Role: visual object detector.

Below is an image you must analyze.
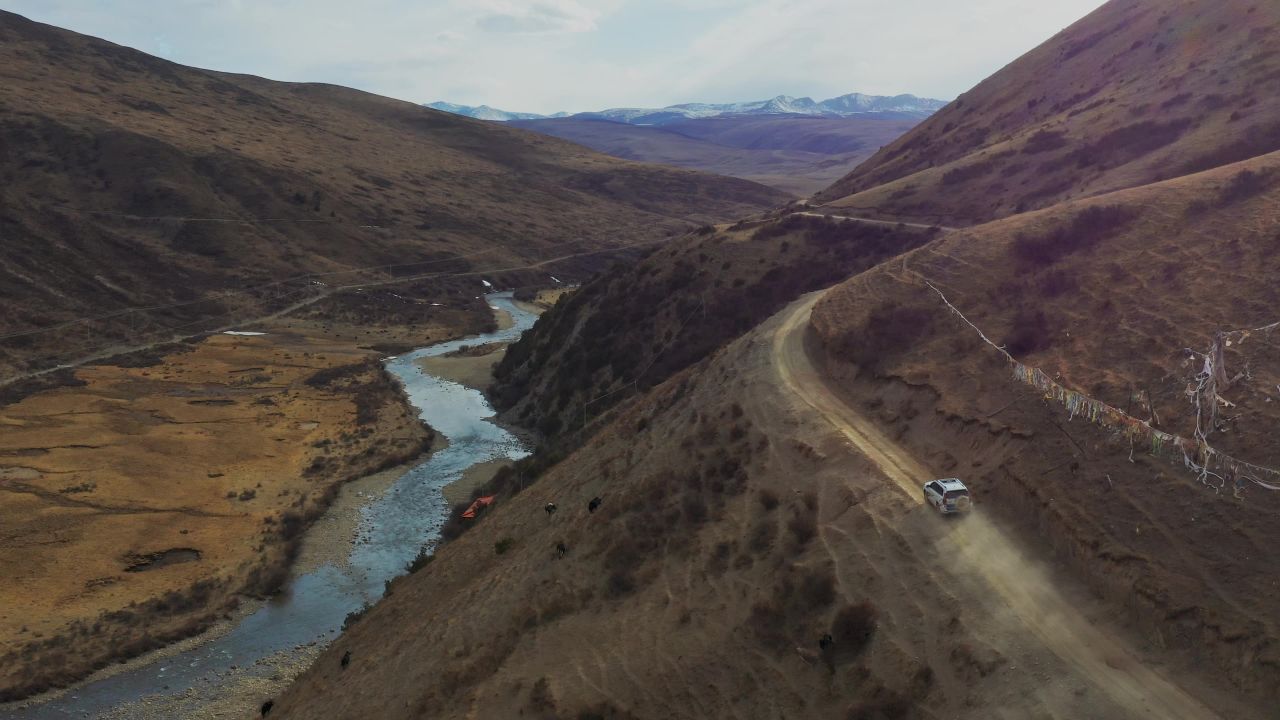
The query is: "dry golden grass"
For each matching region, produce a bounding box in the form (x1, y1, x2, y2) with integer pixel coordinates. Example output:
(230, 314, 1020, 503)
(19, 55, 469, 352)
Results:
(0, 330, 431, 699)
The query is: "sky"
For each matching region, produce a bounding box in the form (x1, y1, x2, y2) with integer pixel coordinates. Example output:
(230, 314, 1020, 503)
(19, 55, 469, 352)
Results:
(5, 0, 1108, 114)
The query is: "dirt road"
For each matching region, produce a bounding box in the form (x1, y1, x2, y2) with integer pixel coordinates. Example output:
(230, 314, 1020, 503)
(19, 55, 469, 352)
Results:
(771, 293, 1223, 720)
(0, 235, 668, 389)
(793, 210, 957, 232)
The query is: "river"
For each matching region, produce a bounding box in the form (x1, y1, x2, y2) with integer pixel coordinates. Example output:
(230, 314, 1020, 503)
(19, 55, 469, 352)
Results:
(5, 292, 538, 719)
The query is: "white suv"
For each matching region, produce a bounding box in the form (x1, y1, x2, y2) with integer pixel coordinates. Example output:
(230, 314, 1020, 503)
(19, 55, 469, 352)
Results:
(923, 478, 971, 515)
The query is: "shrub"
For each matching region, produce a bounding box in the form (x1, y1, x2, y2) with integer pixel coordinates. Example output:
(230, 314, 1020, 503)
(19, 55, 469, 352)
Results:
(1010, 205, 1138, 270)
(1021, 129, 1069, 155)
(1217, 168, 1279, 206)
(847, 687, 911, 720)
(747, 599, 788, 649)
(1182, 121, 1280, 175)
(829, 602, 879, 660)
(758, 489, 780, 511)
(405, 548, 435, 573)
(1004, 310, 1052, 356)
(748, 519, 776, 554)
(1063, 119, 1192, 170)
(527, 677, 557, 713)
(842, 303, 936, 372)
(681, 495, 708, 525)
(343, 602, 372, 630)
(787, 512, 817, 547)
(494, 537, 514, 555)
(798, 568, 837, 608)
(304, 362, 365, 388)
(940, 159, 995, 185)
(606, 570, 635, 597)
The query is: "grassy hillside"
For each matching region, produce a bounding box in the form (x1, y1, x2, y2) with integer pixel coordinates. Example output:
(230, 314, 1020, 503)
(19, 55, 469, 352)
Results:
(242, 0, 1280, 717)
(811, 153, 1280, 704)
(491, 214, 937, 440)
(510, 115, 918, 195)
(0, 11, 787, 377)
(266, 312, 1031, 719)
(815, 0, 1280, 224)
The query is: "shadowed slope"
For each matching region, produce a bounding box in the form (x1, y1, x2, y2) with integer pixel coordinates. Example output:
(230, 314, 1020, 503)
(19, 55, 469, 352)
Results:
(0, 10, 788, 375)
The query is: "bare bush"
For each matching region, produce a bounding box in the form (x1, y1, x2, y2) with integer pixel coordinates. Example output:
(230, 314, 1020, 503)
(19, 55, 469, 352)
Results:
(1010, 205, 1138, 270)
(829, 602, 879, 661)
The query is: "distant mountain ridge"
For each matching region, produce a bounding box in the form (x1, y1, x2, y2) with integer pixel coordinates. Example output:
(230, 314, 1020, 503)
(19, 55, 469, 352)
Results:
(425, 92, 947, 125)
(424, 101, 567, 122)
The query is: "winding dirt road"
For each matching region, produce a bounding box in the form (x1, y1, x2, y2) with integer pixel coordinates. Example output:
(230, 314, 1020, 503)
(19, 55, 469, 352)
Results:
(793, 210, 958, 232)
(0, 236, 671, 389)
(771, 293, 1222, 720)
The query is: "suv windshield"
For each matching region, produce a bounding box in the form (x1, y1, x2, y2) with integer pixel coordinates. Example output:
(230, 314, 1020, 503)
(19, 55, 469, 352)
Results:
(944, 489, 969, 500)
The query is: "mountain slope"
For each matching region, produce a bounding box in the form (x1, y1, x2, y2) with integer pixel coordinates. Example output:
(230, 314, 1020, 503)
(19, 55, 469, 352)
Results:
(508, 115, 920, 195)
(815, 0, 1280, 224)
(272, 281, 1266, 720)
(811, 150, 1280, 709)
(0, 10, 788, 377)
(260, 1, 1280, 718)
(491, 214, 937, 440)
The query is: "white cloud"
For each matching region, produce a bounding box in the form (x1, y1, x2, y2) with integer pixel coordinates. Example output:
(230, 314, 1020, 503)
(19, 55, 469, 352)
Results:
(4, 0, 1107, 114)
(475, 1, 603, 34)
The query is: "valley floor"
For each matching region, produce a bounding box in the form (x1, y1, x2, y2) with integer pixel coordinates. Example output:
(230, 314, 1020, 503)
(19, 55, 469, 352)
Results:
(0, 326, 432, 702)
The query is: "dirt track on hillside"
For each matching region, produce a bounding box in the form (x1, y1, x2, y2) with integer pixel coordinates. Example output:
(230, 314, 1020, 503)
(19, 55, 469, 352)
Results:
(268, 289, 1260, 720)
(772, 294, 1222, 720)
(794, 210, 956, 232)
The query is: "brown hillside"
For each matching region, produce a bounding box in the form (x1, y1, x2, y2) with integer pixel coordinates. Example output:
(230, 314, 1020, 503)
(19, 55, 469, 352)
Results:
(815, 0, 1280, 225)
(271, 291, 1264, 719)
(257, 2, 1280, 717)
(811, 152, 1280, 705)
(0, 11, 788, 377)
(491, 214, 937, 440)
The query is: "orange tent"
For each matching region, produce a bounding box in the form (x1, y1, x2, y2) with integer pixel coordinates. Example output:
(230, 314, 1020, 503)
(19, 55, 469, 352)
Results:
(462, 495, 496, 519)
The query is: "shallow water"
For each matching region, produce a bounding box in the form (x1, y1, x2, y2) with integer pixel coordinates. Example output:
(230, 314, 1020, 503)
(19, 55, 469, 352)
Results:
(6, 292, 537, 719)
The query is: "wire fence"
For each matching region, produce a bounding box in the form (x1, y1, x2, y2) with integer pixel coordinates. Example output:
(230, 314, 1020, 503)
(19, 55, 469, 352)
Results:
(926, 281, 1280, 495)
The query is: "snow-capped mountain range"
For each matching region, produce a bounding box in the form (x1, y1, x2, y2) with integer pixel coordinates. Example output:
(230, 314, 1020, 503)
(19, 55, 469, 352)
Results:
(423, 101, 565, 122)
(425, 93, 947, 125)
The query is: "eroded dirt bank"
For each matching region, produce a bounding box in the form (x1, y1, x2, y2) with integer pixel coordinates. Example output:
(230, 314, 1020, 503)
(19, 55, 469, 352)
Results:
(0, 329, 432, 701)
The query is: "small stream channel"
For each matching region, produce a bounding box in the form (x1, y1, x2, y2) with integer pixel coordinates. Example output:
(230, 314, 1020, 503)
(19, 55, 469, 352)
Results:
(7, 292, 538, 719)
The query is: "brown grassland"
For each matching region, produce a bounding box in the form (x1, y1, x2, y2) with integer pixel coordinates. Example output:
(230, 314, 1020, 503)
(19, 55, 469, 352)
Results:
(0, 328, 431, 700)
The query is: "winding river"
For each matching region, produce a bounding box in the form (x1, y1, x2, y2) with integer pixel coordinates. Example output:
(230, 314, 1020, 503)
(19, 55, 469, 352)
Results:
(7, 292, 538, 719)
